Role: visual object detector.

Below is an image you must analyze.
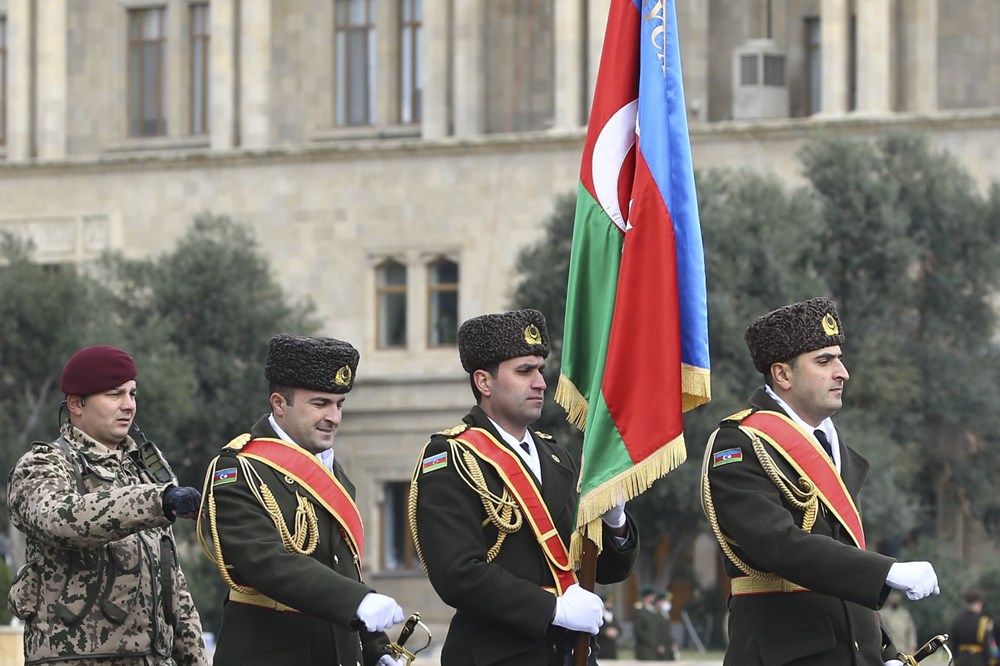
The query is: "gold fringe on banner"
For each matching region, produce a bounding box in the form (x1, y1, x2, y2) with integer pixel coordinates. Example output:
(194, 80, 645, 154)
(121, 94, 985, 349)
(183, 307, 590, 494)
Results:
(555, 373, 589, 430)
(681, 364, 712, 412)
(568, 436, 687, 567)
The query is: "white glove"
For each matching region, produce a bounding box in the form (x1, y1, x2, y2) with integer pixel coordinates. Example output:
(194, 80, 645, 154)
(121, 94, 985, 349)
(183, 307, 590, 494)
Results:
(884, 660, 904, 666)
(552, 583, 604, 634)
(355, 592, 404, 633)
(376, 656, 404, 666)
(885, 561, 940, 601)
(602, 501, 626, 529)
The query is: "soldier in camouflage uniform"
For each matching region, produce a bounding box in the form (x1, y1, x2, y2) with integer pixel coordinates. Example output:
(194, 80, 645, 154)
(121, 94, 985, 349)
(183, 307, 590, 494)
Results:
(7, 345, 208, 666)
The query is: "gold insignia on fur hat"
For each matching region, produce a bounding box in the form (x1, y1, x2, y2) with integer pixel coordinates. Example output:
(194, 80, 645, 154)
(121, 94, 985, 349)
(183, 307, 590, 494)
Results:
(744, 297, 846, 374)
(265, 334, 360, 393)
(458, 309, 550, 373)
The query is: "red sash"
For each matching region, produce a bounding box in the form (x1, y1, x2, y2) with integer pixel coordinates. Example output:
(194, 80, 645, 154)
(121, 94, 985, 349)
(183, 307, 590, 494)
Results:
(741, 411, 866, 550)
(454, 428, 578, 594)
(240, 438, 365, 570)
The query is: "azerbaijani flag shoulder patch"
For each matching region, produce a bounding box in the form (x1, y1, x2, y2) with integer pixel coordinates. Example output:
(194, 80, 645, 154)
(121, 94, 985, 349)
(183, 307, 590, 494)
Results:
(712, 448, 743, 468)
(422, 451, 448, 474)
(213, 467, 238, 486)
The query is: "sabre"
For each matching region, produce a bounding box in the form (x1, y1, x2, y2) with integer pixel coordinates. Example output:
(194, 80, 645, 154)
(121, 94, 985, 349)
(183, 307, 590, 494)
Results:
(387, 612, 432, 665)
(898, 633, 952, 666)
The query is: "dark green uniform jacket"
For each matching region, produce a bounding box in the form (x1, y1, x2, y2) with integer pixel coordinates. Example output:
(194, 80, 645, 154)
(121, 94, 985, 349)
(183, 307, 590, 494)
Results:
(951, 609, 999, 666)
(411, 406, 639, 666)
(209, 416, 390, 666)
(704, 388, 896, 666)
(632, 605, 671, 660)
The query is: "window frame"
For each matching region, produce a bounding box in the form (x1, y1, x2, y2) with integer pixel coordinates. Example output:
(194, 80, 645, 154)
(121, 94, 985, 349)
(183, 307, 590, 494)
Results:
(334, 0, 376, 127)
(426, 256, 459, 348)
(127, 5, 168, 138)
(398, 0, 422, 124)
(379, 480, 417, 572)
(375, 258, 408, 350)
(189, 2, 210, 135)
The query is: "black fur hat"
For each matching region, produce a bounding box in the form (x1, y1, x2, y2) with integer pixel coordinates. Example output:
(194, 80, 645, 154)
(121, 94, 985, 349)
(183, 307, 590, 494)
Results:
(744, 297, 845, 375)
(458, 309, 550, 373)
(265, 334, 359, 393)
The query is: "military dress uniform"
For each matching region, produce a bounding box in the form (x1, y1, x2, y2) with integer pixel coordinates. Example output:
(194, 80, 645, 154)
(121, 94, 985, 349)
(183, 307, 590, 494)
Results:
(951, 608, 1000, 665)
(632, 601, 670, 661)
(203, 415, 391, 666)
(7, 423, 207, 666)
(703, 388, 896, 665)
(409, 406, 638, 666)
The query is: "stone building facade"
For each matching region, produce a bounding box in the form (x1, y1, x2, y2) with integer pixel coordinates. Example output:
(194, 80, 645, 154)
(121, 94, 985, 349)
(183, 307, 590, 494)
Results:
(0, 0, 998, 628)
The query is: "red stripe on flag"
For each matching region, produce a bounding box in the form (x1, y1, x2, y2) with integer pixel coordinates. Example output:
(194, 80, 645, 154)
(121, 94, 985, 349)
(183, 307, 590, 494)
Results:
(602, 149, 684, 462)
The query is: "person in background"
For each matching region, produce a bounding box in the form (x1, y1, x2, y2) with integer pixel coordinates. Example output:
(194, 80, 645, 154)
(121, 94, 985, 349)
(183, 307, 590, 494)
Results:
(7, 345, 208, 666)
(598, 595, 621, 659)
(951, 588, 1000, 666)
(201, 334, 404, 666)
(879, 590, 917, 655)
(633, 587, 670, 661)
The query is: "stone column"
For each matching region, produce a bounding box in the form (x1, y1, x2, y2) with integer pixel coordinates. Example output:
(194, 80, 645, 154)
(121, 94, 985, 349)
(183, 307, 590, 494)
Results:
(36, 0, 66, 159)
(452, 1, 482, 137)
(855, 0, 892, 113)
(553, 0, 584, 129)
(210, 0, 237, 149)
(240, 0, 271, 148)
(911, 0, 937, 112)
(7, 0, 32, 160)
(819, 0, 849, 115)
(421, 0, 449, 139)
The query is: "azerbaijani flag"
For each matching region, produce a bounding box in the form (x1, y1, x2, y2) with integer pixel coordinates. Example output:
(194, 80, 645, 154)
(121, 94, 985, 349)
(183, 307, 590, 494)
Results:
(556, 0, 711, 561)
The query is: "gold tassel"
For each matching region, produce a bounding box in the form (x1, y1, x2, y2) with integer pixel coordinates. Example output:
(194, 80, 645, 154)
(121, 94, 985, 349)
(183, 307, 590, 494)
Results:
(569, 437, 687, 568)
(681, 364, 712, 412)
(555, 374, 589, 430)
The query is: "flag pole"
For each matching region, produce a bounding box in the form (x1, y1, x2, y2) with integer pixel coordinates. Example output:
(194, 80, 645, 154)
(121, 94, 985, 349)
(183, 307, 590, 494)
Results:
(572, 537, 598, 666)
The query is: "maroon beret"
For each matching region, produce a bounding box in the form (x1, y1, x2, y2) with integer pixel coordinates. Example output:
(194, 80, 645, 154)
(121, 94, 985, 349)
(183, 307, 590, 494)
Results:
(60, 345, 137, 397)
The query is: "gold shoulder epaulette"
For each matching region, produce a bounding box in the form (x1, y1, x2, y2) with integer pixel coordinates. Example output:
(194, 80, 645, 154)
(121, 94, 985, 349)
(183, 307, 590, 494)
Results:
(436, 423, 468, 437)
(224, 433, 251, 451)
(534, 430, 554, 440)
(723, 408, 753, 423)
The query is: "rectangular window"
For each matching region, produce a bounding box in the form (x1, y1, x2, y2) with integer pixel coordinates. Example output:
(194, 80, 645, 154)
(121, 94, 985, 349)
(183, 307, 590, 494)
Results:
(0, 17, 7, 146)
(128, 7, 168, 137)
(190, 3, 210, 134)
(399, 0, 422, 124)
(805, 17, 821, 115)
(381, 481, 416, 571)
(428, 258, 458, 347)
(377, 260, 407, 349)
(334, 0, 375, 126)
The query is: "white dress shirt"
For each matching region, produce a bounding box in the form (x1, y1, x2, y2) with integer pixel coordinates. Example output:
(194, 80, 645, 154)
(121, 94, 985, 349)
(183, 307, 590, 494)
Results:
(764, 385, 841, 473)
(487, 417, 542, 483)
(269, 413, 335, 471)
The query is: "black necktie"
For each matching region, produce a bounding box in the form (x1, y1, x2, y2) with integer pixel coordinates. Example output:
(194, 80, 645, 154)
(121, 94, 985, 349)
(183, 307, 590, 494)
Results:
(520, 440, 531, 454)
(814, 429, 833, 459)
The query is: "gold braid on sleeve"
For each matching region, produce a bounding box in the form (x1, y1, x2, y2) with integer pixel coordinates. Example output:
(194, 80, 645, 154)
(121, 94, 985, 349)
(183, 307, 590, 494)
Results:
(701, 428, 818, 581)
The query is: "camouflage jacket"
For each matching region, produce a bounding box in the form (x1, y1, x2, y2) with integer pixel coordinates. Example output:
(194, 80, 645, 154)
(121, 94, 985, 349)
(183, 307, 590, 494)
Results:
(7, 424, 208, 666)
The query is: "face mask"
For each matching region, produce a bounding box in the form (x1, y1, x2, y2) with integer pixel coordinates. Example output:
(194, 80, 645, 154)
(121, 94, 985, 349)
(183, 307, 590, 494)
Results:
(659, 602, 672, 614)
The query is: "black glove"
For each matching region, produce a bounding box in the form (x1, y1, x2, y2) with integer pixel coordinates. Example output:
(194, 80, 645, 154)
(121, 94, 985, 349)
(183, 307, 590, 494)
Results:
(162, 486, 202, 520)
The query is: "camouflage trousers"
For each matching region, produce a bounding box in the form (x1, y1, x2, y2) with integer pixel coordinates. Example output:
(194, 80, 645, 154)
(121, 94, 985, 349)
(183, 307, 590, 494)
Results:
(44, 657, 177, 666)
